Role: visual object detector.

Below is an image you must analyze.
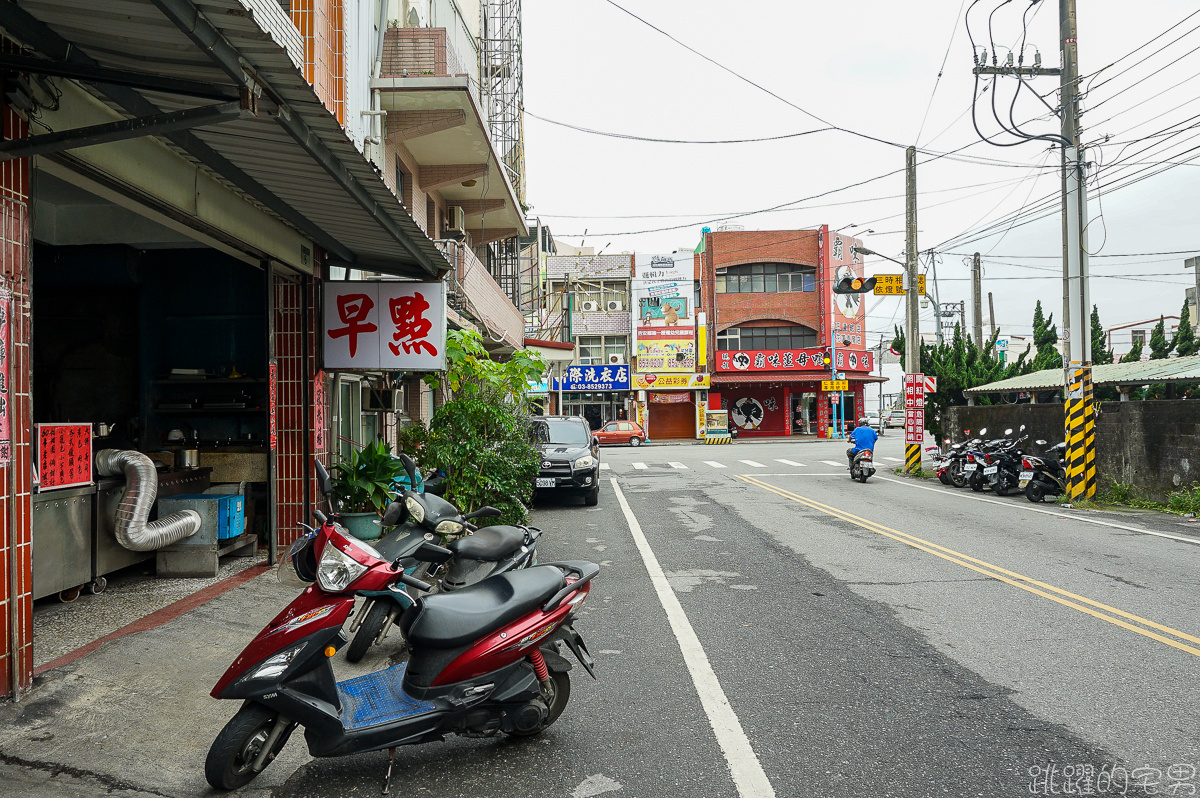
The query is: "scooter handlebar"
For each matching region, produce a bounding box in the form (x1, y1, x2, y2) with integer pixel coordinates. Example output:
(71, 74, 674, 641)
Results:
(397, 572, 434, 592)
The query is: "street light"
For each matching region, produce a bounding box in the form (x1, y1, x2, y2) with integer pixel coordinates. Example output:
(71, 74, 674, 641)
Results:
(851, 245, 905, 268)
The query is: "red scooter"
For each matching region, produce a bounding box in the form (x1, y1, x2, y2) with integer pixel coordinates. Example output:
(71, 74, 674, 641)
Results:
(204, 460, 597, 792)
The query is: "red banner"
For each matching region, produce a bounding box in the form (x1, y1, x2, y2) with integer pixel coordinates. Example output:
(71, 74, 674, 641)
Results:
(904, 373, 926, 444)
(0, 287, 10, 463)
(714, 348, 874, 373)
(38, 423, 93, 490)
(268, 361, 278, 451)
(650, 391, 692, 403)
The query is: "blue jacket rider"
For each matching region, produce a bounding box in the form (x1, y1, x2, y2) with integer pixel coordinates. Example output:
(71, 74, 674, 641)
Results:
(847, 417, 878, 468)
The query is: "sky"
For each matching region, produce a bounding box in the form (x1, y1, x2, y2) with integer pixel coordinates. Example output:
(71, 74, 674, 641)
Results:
(521, 0, 1200, 349)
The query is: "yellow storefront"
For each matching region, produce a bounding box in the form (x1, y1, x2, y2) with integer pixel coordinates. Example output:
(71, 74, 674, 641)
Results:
(632, 374, 711, 440)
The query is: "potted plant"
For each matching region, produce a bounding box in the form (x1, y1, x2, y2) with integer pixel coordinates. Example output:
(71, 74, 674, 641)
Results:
(330, 440, 407, 541)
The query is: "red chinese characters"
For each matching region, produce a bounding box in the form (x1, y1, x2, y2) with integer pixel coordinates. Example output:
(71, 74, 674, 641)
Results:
(327, 293, 378, 357)
(388, 292, 438, 357)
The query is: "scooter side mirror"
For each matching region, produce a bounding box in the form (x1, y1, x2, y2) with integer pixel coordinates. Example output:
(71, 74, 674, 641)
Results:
(314, 459, 334, 498)
(381, 500, 406, 527)
(978, 428, 987, 436)
(1035, 439, 1047, 446)
(1004, 428, 1013, 436)
(398, 453, 419, 490)
(1019, 424, 1026, 432)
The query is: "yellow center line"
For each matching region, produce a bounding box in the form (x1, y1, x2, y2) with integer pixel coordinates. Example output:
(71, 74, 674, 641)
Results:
(736, 474, 1200, 659)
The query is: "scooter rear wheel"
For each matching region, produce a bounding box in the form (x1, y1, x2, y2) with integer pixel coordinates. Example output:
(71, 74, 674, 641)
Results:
(205, 703, 293, 790)
(1026, 481, 1045, 503)
(507, 670, 571, 737)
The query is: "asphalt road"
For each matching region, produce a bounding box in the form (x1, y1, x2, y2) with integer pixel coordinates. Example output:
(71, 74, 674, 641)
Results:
(274, 436, 1200, 798)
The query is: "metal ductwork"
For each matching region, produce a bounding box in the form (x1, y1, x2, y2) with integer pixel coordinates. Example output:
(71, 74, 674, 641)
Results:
(95, 449, 201, 551)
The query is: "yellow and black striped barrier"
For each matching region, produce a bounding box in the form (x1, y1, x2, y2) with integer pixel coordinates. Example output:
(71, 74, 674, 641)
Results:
(704, 433, 732, 445)
(905, 443, 921, 473)
(1065, 366, 1097, 500)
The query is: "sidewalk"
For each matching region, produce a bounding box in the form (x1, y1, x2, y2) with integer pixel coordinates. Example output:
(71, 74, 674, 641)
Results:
(0, 568, 313, 798)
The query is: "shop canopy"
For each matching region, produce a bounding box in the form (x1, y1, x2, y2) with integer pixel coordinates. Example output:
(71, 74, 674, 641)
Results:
(0, 0, 452, 278)
(962, 355, 1200, 396)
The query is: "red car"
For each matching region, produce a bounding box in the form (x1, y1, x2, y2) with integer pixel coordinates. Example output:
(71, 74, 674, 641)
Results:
(595, 420, 646, 446)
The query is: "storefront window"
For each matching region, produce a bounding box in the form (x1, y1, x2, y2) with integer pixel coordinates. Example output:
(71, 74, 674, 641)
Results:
(715, 263, 816, 294)
(336, 377, 363, 461)
(717, 325, 817, 350)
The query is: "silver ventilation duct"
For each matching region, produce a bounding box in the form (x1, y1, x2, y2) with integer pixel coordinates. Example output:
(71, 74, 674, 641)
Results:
(95, 449, 201, 551)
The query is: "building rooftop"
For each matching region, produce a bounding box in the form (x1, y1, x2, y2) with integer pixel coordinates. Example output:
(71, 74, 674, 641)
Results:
(963, 355, 1200, 395)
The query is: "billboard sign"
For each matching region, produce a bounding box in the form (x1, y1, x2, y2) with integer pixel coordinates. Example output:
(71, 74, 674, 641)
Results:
(552, 364, 630, 392)
(714, 348, 874, 373)
(322, 281, 446, 371)
(904, 373, 926, 445)
(634, 253, 695, 372)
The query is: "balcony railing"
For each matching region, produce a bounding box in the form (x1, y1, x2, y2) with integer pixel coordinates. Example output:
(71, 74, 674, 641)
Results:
(380, 27, 480, 99)
(437, 242, 524, 349)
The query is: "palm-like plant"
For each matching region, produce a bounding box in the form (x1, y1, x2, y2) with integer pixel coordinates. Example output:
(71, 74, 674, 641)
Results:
(331, 440, 406, 515)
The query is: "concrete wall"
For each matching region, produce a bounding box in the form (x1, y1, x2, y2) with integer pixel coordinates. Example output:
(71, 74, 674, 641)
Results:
(947, 401, 1200, 501)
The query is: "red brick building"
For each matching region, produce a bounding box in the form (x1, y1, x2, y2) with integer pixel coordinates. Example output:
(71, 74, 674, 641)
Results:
(700, 227, 882, 437)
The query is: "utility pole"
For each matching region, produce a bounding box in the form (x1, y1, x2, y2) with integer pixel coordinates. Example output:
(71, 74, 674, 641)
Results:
(904, 145, 921, 474)
(972, 252, 983, 347)
(1186, 256, 1200, 326)
(928, 252, 945, 345)
(1059, 0, 1096, 502)
(988, 292, 996, 338)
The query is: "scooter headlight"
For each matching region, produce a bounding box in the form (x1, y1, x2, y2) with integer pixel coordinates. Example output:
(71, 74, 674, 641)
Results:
(435, 520, 464, 537)
(248, 643, 304, 681)
(317, 543, 368, 592)
(405, 495, 426, 525)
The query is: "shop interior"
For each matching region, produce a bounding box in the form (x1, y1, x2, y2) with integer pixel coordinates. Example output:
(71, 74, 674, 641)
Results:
(29, 169, 268, 611)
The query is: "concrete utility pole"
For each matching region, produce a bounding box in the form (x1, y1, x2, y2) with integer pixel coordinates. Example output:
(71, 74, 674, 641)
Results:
(905, 145, 921, 473)
(1186, 256, 1200, 324)
(988, 291, 996, 338)
(972, 252, 983, 347)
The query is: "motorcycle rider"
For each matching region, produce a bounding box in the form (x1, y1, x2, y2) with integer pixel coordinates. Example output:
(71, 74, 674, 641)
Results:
(847, 416, 879, 470)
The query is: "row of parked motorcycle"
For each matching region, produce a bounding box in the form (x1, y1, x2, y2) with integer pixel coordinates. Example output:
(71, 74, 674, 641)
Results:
(203, 454, 595, 793)
(927, 425, 1069, 502)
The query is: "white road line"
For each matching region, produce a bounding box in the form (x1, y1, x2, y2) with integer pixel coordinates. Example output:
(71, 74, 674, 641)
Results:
(774, 459, 806, 467)
(611, 479, 776, 798)
(875, 475, 1200, 546)
(669, 461, 689, 469)
(882, 456, 904, 463)
(633, 462, 648, 470)
(600, 462, 611, 471)
(703, 461, 728, 469)
(820, 460, 847, 469)
(737, 460, 766, 468)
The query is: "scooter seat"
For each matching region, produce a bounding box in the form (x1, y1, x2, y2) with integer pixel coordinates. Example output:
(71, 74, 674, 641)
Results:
(402, 566, 565, 648)
(448, 525, 525, 561)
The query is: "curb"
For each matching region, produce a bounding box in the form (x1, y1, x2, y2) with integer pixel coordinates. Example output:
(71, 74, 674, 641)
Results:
(34, 561, 272, 676)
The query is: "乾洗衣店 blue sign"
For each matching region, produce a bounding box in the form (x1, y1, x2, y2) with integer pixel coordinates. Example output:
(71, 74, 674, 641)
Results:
(552, 365, 631, 391)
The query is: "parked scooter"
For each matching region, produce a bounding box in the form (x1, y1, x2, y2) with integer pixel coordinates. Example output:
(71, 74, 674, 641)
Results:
(204, 459, 597, 793)
(984, 427, 1027, 496)
(344, 454, 541, 663)
(1022, 440, 1068, 502)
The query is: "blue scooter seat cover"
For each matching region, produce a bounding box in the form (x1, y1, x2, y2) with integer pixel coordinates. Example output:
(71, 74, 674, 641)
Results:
(448, 525, 525, 561)
(404, 566, 565, 648)
(337, 663, 437, 731)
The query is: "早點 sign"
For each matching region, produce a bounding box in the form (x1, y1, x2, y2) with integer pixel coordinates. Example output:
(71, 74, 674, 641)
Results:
(323, 281, 446, 371)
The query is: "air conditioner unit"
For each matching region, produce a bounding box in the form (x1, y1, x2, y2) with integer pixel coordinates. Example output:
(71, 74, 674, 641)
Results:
(446, 205, 466, 238)
(580, 300, 600, 312)
(606, 300, 624, 312)
(363, 387, 397, 412)
(608, 355, 625, 365)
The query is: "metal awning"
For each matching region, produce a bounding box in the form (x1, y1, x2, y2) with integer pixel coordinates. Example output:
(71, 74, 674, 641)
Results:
(0, 0, 448, 277)
(963, 355, 1200, 395)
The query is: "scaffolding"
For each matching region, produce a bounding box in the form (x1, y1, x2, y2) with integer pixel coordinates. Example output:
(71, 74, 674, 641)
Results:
(480, 0, 525, 205)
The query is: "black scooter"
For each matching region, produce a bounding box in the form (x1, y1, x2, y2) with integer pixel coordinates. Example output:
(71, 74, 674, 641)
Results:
(1022, 440, 1068, 502)
(344, 454, 540, 662)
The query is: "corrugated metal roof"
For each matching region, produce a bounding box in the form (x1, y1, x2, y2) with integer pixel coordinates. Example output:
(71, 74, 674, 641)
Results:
(12, 0, 449, 277)
(964, 355, 1200, 395)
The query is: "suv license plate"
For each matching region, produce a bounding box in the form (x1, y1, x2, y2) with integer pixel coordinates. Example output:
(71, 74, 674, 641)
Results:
(536, 478, 556, 488)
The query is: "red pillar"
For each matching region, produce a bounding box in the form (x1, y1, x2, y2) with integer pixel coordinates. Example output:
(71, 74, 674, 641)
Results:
(0, 77, 31, 698)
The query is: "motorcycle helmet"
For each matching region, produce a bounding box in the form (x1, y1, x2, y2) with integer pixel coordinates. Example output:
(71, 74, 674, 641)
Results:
(276, 533, 318, 588)
(857, 417, 869, 427)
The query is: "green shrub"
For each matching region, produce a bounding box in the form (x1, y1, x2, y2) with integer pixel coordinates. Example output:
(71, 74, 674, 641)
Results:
(1167, 485, 1200, 516)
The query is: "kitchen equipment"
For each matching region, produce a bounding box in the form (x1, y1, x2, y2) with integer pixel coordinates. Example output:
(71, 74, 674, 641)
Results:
(95, 422, 116, 437)
(176, 448, 200, 469)
(167, 429, 186, 442)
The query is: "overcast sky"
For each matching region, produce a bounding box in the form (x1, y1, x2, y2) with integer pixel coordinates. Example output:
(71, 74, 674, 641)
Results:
(522, 0, 1200, 346)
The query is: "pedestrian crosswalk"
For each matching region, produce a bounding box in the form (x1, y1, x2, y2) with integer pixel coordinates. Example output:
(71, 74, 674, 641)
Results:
(600, 462, 611, 470)
(613, 455, 896, 473)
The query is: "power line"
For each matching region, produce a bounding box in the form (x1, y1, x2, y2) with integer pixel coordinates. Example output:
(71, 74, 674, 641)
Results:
(524, 110, 833, 144)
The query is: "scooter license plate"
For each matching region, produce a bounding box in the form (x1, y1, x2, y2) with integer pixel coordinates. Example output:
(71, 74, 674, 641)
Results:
(983, 465, 998, 475)
(1019, 471, 1034, 481)
(962, 463, 977, 472)
(536, 478, 556, 488)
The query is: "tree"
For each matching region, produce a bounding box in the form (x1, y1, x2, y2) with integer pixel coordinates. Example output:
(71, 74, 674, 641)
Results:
(1120, 340, 1143, 363)
(1031, 300, 1062, 371)
(1173, 298, 1198, 357)
(408, 329, 547, 523)
(1090, 305, 1113, 365)
(1148, 316, 1175, 360)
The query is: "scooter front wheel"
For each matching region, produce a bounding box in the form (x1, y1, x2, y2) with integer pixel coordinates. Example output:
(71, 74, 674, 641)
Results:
(205, 703, 293, 790)
(507, 670, 571, 738)
(345, 600, 390, 663)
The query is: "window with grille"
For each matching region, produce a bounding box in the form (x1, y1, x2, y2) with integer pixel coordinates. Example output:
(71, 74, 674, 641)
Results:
(714, 262, 816, 293)
(716, 325, 817, 350)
